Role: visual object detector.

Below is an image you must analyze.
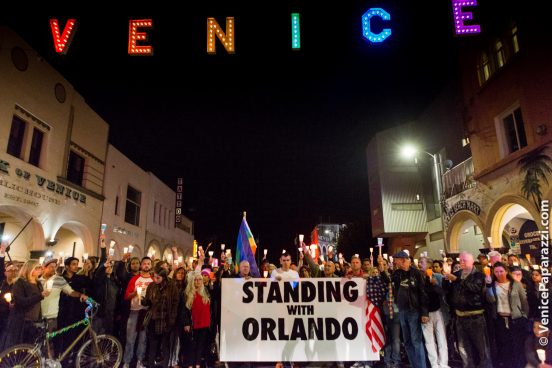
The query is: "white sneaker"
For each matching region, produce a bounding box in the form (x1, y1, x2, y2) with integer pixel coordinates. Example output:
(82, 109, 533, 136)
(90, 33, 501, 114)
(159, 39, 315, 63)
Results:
(136, 361, 146, 368)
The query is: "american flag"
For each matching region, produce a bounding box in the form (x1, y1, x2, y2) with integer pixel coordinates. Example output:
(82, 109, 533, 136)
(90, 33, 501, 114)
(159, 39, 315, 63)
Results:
(365, 276, 386, 353)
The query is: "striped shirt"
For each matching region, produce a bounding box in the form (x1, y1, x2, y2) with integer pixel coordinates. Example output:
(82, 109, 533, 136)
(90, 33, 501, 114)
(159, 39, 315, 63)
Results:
(39, 275, 74, 319)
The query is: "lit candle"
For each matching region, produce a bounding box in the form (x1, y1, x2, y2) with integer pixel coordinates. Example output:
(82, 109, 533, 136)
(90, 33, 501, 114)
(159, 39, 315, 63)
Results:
(136, 286, 143, 297)
(297, 247, 302, 252)
(263, 270, 268, 278)
(414, 259, 419, 267)
(109, 240, 116, 248)
(4, 292, 12, 303)
(299, 234, 304, 243)
(123, 247, 128, 254)
(39, 257, 45, 265)
(537, 349, 546, 363)
(221, 244, 225, 250)
(208, 251, 214, 257)
(83, 253, 89, 261)
(282, 249, 286, 254)
(328, 246, 333, 253)
(263, 249, 268, 256)
(533, 265, 540, 270)
(383, 253, 388, 260)
(128, 245, 134, 253)
(513, 261, 519, 266)
(178, 256, 183, 263)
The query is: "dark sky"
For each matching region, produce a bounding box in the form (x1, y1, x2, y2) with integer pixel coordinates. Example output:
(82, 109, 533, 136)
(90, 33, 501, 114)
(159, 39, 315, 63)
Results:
(2, 1, 458, 252)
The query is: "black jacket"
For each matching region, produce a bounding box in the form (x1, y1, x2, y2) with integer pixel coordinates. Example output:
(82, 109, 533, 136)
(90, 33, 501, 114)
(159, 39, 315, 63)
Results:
(445, 267, 487, 312)
(391, 266, 429, 317)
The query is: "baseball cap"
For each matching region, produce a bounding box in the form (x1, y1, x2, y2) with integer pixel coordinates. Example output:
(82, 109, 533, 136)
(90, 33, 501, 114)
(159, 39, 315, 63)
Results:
(393, 251, 409, 259)
(43, 258, 58, 268)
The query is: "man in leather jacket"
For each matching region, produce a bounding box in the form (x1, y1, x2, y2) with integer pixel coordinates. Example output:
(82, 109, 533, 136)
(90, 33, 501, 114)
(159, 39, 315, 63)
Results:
(391, 251, 429, 368)
(443, 251, 492, 368)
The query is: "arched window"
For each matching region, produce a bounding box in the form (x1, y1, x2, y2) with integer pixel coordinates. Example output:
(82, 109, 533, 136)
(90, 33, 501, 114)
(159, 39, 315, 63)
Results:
(477, 51, 491, 86)
(511, 25, 519, 54)
(495, 39, 505, 68)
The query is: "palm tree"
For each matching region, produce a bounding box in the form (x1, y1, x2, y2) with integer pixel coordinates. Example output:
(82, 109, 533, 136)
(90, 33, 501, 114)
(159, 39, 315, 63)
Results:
(518, 146, 552, 209)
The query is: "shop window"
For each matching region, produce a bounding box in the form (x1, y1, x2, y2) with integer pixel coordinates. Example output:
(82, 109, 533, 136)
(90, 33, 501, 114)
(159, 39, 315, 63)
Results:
(28, 128, 44, 167)
(125, 185, 141, 226)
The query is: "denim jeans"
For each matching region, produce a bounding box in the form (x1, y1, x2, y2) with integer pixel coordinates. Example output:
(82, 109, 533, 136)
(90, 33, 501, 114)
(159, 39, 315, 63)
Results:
(398, 309, 427, 368)
(123, 310, 147, 364)
(383, 314, 401, 365)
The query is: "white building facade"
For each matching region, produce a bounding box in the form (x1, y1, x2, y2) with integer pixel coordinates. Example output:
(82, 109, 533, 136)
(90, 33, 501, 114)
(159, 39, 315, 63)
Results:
(0, 26, 108, 261)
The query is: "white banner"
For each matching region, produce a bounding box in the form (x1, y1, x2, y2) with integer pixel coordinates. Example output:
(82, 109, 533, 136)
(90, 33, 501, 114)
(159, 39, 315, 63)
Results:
(220, 277, 379, 362)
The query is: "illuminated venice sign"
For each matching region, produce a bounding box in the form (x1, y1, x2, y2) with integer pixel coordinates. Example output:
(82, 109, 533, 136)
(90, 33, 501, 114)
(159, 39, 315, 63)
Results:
(48, 1, 480, 55)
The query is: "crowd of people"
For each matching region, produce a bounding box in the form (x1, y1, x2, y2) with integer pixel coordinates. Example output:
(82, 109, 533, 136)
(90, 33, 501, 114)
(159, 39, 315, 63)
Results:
(1, 239, 551, 368)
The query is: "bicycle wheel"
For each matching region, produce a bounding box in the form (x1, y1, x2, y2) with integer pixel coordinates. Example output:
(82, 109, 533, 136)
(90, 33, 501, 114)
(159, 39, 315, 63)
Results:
(0, 344, 42, 368)
(75, 334, 122, 368)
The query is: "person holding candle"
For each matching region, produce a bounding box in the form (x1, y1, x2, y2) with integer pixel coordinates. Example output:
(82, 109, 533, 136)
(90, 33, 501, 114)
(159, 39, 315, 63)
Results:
(2, 259, 49, 350)
(92, 253, 121, 336)
(141, 263, 179, 368)
(39, 258, 88, 356)
(419, 257, 449, 368)
(486, 262, 530, 368)
(443, 251, 492, 368)
(122, 257, 154, 368)
(0, 242, 18, 348)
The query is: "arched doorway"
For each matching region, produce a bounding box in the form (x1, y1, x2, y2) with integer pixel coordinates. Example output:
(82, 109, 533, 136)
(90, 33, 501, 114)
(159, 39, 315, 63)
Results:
(487, 198, 540, 258)
(50, 221, 93, 265)
(146, 240, 161, 259)
(0, 205, 44, 261)
(447, 210, 486, 255)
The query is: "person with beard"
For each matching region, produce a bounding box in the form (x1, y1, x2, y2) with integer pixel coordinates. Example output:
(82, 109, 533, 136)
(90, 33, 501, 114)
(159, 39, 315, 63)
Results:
(122, 257, 153, 368)
(58, 256, 92, 361)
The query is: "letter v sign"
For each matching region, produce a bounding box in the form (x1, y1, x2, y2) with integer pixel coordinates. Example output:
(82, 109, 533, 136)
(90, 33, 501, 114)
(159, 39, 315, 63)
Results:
(49, 18, 78, 54)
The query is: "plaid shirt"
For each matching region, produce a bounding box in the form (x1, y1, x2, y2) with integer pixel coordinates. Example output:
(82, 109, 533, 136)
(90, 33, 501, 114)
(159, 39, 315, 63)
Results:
(144, 279, 179, 334)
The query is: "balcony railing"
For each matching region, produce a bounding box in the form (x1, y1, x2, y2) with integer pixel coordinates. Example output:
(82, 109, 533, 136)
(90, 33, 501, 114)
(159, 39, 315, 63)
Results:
(442, 157, 476, 199)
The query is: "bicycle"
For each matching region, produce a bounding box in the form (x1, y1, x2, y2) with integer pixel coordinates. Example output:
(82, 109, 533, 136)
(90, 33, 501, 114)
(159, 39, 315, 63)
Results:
(0, 298, 123, 368)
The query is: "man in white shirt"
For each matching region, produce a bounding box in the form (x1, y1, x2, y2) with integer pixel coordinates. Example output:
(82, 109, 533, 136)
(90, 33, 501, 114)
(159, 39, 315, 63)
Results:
(270, 252, 299, 281)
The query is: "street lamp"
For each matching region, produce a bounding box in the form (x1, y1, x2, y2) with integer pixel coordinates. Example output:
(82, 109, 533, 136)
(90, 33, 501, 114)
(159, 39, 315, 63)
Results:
(401, 144, 443, 214)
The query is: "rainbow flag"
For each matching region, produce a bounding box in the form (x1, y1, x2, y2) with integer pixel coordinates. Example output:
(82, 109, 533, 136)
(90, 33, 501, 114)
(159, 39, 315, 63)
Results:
(235, 216, 260, 277)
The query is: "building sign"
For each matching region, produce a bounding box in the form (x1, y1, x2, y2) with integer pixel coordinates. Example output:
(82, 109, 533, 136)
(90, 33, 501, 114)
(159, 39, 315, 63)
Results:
(175, 177, 183, 224)
(444, 200, 481, 223)
(220, 278, 378, 362)
(519, 220, 541, 260)
(0, 158, 87, 207)
(34, 7, 483, 56)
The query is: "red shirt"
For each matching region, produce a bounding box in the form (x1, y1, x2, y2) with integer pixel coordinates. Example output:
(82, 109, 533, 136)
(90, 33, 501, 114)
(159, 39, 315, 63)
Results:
(191, 292, 210, 329)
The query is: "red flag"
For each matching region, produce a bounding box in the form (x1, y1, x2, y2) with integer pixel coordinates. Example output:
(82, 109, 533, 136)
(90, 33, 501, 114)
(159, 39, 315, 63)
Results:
(365, 298, 385, 352)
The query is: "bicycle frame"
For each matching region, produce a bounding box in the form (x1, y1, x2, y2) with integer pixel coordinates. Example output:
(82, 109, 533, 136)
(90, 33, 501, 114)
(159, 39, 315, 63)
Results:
(51, 322, 97, 362)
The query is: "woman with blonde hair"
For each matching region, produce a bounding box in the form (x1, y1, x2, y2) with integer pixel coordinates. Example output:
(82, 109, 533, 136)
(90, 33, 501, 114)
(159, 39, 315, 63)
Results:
(181, 270, 211, 368)
(2, 259, 49, 349)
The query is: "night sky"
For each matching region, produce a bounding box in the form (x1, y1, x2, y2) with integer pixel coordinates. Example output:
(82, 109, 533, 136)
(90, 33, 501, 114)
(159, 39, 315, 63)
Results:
(2, 1, 458, 253)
